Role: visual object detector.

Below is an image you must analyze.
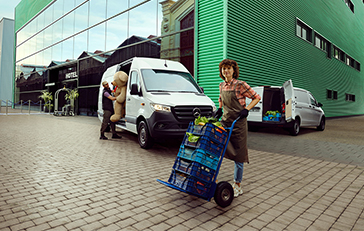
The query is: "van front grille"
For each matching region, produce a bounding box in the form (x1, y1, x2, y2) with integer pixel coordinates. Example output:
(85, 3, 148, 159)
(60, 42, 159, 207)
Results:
(172, 106, 213, 122)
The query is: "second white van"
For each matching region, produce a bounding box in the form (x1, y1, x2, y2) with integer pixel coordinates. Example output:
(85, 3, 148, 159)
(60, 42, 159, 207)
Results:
(247, 79, 325, 135)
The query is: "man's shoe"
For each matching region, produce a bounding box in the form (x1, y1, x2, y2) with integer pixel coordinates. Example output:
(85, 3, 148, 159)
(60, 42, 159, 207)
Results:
(112, 134, 122, 139)
(100, 135, 108, 140)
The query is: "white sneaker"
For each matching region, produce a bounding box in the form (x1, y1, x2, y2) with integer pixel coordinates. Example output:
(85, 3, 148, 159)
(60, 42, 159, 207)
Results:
(233, 183, 243, 197)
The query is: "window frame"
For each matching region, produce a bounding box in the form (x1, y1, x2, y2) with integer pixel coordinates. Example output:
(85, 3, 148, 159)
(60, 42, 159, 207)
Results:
(345, 93, 356, 102)
(346, 55, 355, 68)
(314, 32, 332, 58)
(327, 89, 338, 100)
(345, 0, 355, 13)
(333, 46, 345, 62)
(296, 18, 313, 43)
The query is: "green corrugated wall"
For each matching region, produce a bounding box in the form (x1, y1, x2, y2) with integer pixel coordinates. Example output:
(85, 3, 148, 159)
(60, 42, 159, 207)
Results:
(15, 0, 52, 32)
(195, 0, 226, 104)
(195, 0, 364, 117)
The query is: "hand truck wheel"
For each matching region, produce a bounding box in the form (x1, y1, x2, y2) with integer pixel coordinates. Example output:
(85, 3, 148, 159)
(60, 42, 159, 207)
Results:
(214, 181, 233, 207)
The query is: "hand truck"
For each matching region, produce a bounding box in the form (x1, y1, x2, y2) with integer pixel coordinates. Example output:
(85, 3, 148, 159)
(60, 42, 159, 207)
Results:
(157, 118, 240, 207)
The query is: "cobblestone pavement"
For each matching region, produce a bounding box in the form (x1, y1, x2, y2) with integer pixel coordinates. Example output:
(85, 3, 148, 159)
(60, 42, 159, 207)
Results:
(248, 116, 364, 166)
(0, 113, 363, 231)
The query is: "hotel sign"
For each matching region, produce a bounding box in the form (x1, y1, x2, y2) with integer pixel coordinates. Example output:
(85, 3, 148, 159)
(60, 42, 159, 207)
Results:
(65, 72, 78, 79)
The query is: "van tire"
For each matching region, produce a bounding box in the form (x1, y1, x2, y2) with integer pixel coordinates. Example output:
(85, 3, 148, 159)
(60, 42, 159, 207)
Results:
(317, 117, 325, 131)
(289, 119, 300, 136)
(138, 121, 154, 149)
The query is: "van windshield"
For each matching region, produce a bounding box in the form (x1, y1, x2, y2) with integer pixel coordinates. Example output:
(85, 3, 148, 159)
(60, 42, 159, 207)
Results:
(141, 69, 202, 93)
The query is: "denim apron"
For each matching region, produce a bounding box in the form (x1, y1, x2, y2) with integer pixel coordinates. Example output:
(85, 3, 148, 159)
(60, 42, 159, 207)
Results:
(220, 84, 249, 163)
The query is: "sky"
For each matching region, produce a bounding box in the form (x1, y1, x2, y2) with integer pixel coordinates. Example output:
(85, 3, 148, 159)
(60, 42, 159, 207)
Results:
(0, 0, 21, 20)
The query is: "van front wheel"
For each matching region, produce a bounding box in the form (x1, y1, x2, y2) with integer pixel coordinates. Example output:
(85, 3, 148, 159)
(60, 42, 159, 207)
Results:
(289, 119, 300, 136)
(138, 121, 154, 149)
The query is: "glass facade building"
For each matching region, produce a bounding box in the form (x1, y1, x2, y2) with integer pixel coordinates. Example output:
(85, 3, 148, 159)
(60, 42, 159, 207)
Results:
(14, 0, 164, 115)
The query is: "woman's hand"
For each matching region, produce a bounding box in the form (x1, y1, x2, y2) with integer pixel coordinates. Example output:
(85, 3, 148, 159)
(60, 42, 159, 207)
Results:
(214, 108, 223, 119)
(239, 109, 249, 119)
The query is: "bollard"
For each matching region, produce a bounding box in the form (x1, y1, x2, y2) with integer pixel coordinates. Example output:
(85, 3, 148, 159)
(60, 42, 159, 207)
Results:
(40, 101, 42, 113)
(20, 100, 23, 113)
(28, 100, 31, 114)
(6, 100, 9, 115)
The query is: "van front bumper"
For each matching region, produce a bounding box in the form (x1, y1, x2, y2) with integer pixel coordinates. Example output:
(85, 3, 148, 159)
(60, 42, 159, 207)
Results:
(146, 112, 192, 139)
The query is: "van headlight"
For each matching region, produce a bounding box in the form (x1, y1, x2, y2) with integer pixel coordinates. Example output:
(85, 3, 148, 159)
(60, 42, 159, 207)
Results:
(151, 103, 171, 112)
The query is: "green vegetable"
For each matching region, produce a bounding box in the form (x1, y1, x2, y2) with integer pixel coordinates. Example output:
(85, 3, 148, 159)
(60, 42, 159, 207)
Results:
(186, 132, 200, 142)
(194, 116, 219, 125)
(265, 110, 280, 116)
(212, 121, 222, 127)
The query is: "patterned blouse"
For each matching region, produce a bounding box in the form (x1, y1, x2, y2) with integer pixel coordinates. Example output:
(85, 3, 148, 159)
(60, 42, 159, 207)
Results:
(219, 78, 261, 108)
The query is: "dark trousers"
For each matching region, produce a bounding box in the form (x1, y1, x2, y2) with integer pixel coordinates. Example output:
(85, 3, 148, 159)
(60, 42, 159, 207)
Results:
(100, 110, 116, 135)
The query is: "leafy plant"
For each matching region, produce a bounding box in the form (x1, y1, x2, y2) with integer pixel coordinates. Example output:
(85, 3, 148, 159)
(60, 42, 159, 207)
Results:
(65, 89, 79, 101)
(39, 90, 53, 110)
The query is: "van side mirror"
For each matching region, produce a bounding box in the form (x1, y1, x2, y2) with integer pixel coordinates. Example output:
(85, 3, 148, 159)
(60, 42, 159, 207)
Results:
(200, 87, 204, 93)
(318, 102, 323, 107)
(130, 83, 142, 96)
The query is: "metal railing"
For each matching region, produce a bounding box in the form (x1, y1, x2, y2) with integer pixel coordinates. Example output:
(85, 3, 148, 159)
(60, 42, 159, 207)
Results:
(0, 99, 52, 115)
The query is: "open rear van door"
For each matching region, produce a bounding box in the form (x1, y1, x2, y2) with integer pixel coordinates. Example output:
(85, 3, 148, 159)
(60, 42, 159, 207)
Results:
(246, 87, 263, 122)
(283, 79, 295, 122)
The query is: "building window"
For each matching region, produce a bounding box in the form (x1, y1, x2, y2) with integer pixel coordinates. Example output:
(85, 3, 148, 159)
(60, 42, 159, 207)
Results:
(314, 33, 331, 58)
(333, 46, 345, 62)
(296, 19, 312, 43)
(346, 93, 355, 102)
(345, 0, 354, 13)
(355, 61, 361, 71)
(346, 55, 355, 68)
(327, 89, 338, 100)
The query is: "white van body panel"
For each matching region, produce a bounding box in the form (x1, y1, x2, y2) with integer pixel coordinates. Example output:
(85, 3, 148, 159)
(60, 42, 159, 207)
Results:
(98, 57, 216, 147)
(283, 79, 295, 122)
(246, 87, 263, 122)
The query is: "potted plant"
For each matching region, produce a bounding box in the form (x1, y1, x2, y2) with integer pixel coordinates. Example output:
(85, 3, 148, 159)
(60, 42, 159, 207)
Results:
(65, 89, 79, 115)
(39, 90, 53, 112)
(64, 89, 79, 105)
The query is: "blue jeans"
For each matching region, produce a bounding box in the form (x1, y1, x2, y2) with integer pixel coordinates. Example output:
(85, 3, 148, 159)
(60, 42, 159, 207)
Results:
(234, 162, 244, 184)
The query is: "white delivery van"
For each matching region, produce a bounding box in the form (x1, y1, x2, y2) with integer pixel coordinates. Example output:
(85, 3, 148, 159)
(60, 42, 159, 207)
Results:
(98, 57, 216, 148)
(246, 79, 325, 135)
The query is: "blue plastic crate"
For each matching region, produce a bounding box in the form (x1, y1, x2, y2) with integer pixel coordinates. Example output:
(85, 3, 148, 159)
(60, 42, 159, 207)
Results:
(177, 145, 219, 170)
(263, 113, 282, 122)
(168, 170, 211, 198)
(173, 157, 216, 182)
(186, 122, 228, 144)
(183, 135, 225, 157)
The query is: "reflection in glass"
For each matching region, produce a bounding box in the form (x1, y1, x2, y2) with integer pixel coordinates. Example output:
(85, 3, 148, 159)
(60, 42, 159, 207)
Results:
(62, 38, 74, 61)
(129, 0, 160, 38)
(74, 31, 88, 58)
(106, 14, 128, 51)
(53, 0, 64, 22)
(52, 20, 63, 46)
(89, 0, 107, 27)
(89, 24, 106, 53)
(107, 0, 128, 18)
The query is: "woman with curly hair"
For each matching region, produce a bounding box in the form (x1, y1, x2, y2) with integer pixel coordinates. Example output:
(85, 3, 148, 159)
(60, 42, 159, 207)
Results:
(214, 59, 261, 197)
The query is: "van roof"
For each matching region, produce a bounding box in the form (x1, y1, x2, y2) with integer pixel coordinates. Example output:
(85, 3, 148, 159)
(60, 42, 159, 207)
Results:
(121, 57, 190, 73)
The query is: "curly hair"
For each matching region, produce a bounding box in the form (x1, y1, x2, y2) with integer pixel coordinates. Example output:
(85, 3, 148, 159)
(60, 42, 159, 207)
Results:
(219, 59, 239, 81)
